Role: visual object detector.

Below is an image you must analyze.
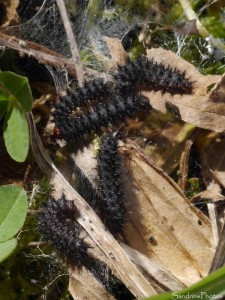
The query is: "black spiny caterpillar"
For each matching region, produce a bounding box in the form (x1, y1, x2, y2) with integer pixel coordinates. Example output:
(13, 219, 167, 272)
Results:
(38, 198, 89, 265)
(52, 78, 113, 122)
(55, 93, 150, 141)
(97, 134, 127, 235)
(38, 197, 132, 298)
(115, 55, 194, 95)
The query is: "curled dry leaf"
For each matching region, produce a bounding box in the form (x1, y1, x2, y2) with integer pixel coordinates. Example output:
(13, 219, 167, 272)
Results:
(140, 48, 224, 133)
(121, 140, 214, 286)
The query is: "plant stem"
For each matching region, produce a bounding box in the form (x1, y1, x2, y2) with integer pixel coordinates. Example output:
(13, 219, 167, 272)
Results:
(56, 0, 84, 86)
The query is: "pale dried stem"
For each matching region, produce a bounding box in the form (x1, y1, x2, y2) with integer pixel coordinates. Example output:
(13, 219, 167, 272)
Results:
(56, 0, 84, 86)
(179, 0, 209, 37)
(179, 0, 225, 50)
(27, 241, 48, 247)
(207, 203, 220, 248)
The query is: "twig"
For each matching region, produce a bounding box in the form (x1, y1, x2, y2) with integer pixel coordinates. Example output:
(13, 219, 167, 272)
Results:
(0, 32, 75, 73)
(179, 0, 225, 50)
(56, 0, 84, 86)
(0, 32, 112, 84)
(207, 203, 220, 248)
(178, 139, 193, 191)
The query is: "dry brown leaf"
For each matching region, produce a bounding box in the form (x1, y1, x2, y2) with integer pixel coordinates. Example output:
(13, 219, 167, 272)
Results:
(140, 48, 224, 133)
(104, 36, 128, 70)
(121, 140, 214, 286)
(69, 268, 115, 300)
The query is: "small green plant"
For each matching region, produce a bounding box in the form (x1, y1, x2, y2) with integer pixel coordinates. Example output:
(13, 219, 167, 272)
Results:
(0, 71, 32, 162)
(0, 185, 28, 263)
(0, 72, 31, 262)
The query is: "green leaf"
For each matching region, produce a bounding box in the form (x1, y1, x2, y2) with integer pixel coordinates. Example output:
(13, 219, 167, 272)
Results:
(3, 103, 29, 162)
(0, 71, 32, 111)
(146, 266, 225, 300)
(0, 238, 17, 263)
(0, 185, 27, 242)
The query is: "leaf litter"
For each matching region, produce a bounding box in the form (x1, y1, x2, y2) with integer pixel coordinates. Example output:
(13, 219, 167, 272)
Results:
(65, 37, 225, 296)
(50, 39, 225, 298)
(16, 17, 225, 300)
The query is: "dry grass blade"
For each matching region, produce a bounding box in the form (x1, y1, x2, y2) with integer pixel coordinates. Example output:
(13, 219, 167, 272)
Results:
(209, 224, 225, 273)
(120, 242, 186, 292)
(179, 0, 225, 51)
(121, 140, 214, 286)
(207, 203, 220, 248)
(28, 112, 157, 299)
(179, 0, 209, 38)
